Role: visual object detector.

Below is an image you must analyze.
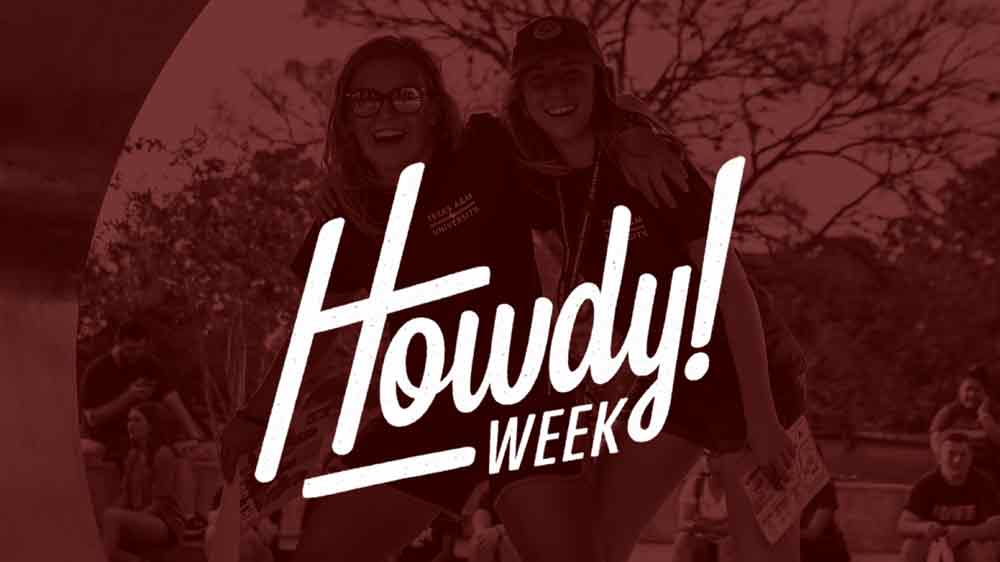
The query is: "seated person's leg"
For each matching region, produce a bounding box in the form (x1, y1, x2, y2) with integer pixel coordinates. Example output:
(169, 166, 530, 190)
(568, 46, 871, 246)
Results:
(102, 506, 171, 562)
(956, 540, 996, 562)
(901, 538, 931, 562)
(172, 446, 196, 517)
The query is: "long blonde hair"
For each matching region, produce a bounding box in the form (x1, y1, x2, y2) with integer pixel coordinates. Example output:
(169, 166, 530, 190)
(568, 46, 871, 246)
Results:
(322, 36, 463, 238)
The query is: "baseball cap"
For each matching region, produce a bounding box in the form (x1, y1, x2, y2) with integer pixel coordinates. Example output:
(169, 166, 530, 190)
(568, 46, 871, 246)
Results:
(511, 16, 604, 75)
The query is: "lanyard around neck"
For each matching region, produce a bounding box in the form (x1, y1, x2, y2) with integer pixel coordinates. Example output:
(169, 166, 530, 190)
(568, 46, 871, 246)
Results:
(554, 152, 602, 306)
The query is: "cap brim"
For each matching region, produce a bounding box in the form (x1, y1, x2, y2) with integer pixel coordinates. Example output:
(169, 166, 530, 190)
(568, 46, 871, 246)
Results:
(513, 48, 602, 76)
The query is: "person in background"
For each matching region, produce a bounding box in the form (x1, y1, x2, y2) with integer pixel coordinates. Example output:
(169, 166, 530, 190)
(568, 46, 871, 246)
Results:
(80, 320, 204, 457)
(101, 403, 185, 562)
(79, 320, 209, 542)
(673, 456, 734, 562)
(800, 481, 850, 562)
(930, 365, 1000, 484)
(897, 433, 1000, 562)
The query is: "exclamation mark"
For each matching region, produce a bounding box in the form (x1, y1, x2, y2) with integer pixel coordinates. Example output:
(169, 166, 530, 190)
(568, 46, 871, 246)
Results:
(684, 157, 746, 381)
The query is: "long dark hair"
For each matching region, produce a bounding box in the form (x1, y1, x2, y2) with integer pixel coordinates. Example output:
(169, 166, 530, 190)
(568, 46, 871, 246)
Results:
(130, 401, 176, 465)
(322, 36, 463, 238)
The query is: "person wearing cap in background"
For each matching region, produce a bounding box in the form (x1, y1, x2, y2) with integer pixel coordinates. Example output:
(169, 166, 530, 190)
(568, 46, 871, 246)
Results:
(931, 365, 1000, 485)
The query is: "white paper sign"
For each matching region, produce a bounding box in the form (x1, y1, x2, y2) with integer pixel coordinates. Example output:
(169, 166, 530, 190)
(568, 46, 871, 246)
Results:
(740, 415, 830, 544)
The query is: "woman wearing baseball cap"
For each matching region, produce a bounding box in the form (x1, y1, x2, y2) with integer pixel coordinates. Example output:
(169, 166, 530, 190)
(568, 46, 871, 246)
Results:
(504, 15, 808, 562)
(219, 34, 689, 562)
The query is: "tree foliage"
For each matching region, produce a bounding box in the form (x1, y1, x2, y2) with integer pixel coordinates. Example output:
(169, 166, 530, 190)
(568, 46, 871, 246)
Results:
(79, 1, 1000, 434)
(760, 150, 1000, 432)
(80, 137, 320, 430)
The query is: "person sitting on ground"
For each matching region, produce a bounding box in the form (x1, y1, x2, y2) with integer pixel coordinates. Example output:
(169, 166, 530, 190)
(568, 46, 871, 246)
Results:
(80, 320, 205, 459)
(673, 455, 734, 562)
(80, 319, 209, 540)
(102, 403, 185, 562)
(898, 432, 1000, 562)
(800, 481, 851, 562)
(930, 365, 1000, 484)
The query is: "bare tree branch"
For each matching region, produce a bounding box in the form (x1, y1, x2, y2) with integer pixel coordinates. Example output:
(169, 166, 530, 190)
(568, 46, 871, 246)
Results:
(300, 0, 1000, 252)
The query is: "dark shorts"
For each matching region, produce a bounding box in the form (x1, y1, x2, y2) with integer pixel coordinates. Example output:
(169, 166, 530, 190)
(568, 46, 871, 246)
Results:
(659, 366, 807, 454)
(658, 286, 811, 454)
(337, 383, 584, 516)
(117, 510, 179, 552)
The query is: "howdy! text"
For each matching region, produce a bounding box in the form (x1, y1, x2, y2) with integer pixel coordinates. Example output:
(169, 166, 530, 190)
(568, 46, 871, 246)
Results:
(255, 158, 746, 498)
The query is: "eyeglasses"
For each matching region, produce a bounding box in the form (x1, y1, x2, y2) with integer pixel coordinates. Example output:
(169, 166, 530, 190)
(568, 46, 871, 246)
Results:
(345, 86, 428, 118)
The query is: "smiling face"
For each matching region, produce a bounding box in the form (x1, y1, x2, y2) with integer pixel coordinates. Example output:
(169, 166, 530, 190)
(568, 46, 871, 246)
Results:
(346, 57, 437, 186)
(519, 55, 597, 145)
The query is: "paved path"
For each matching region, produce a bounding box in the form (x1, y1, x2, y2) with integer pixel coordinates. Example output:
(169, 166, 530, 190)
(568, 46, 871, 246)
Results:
(628, 542, 896, 562)
(159, 540, 902, 562)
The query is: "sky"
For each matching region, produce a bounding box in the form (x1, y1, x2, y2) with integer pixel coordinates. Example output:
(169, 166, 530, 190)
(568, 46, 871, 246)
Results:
(131, 1, 364, 140)
(98, 0, 997, 251)
(99, 0, 355, 242)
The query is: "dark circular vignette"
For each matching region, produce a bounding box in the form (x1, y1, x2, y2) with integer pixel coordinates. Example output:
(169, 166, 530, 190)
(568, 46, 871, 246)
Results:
(0, 3, 209, 561)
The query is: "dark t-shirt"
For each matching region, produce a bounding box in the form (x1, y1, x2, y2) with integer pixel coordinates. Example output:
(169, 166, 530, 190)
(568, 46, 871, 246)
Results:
(904, 469, 1000, 526)
(293, 113, 538, 297)
(524, 153, 807, 442)
(79, 352, 174, 454)
(290, 114, 543, 420)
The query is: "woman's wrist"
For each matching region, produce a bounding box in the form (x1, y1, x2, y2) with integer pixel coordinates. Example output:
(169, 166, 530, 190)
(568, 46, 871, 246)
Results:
(740, 369, 781, 426)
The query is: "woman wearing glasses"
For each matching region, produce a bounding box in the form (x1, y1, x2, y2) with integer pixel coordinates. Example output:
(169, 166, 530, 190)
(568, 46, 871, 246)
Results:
(220, 36, 681, 562)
